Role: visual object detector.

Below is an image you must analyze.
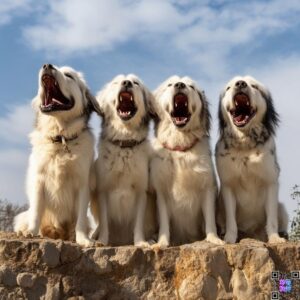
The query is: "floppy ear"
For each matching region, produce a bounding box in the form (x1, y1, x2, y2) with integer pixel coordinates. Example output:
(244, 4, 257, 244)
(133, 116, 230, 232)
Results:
(143, 87, 158, 120)
(85, 89, 103, 116)
(198, 90, 211, 136)
(257, 86, 279, 136)
(218, 91, 226, 135)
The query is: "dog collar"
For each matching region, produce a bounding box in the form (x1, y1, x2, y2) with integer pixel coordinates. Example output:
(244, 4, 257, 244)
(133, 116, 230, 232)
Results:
(162, 138, 199, 152)
(51, 134, 79, 144)
(50, 134, 79, 153)
(109, 138, 146, 148)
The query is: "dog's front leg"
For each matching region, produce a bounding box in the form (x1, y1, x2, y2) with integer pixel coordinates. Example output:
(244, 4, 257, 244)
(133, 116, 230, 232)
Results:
(25, 176, 45, 237)
(92, 192, 109, 246)
(222, 186, 238, 243)
(266, 183, 286, 243)
(202, 189, 224, 245)
(134, 191, 149, 247)
(76, 185, 94, 247)
(153, 189, 170, 248)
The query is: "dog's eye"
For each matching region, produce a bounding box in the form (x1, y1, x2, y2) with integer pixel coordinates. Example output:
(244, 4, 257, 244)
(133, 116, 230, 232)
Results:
(226, 86, 230, 91)
(167, 83, 172, 87)
(189, 85, 195, 90)
(133, 81, 140, 86)
(65, 73, 74, 80)
(251, 84, 258, 90)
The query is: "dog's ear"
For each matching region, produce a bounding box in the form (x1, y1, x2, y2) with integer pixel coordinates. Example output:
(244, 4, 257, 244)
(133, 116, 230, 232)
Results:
(85, 89, 103, 116)
(143, 87, 158, 120)
(218, 91, 226, 135)
(197, 89, 211, 136)
(257, 85, 279, 136)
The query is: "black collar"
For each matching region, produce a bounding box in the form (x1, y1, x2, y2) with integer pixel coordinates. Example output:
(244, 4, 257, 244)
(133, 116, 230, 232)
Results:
(108, 138, 146, 148)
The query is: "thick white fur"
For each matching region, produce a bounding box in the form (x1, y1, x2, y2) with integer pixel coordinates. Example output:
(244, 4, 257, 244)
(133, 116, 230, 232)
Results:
(216, 76, 288, 244)
(91, 74, 156, 246)
(150, 76, 224, 247)
(14, 65, 96, 247)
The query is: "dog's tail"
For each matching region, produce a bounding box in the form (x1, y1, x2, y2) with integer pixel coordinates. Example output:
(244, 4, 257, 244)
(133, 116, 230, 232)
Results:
(13, 210, 29, 233)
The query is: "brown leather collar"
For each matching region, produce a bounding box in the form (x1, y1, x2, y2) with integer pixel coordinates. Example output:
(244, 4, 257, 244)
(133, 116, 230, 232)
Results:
(109, 138, 146, 148)
(162, 138, 199, 152)
(50, 134, 79, 144)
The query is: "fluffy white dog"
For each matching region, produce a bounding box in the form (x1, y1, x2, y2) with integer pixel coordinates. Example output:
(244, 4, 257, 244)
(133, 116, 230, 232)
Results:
(216, 76, 288, 243)
(91, 74, 156, 246)
(150, 76, 224, 246)
(14, 64, 97, 247)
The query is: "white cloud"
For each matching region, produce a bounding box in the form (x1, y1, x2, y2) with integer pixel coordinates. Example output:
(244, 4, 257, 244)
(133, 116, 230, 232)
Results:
(0, 103, 34, 145)
(23, 0, 300, 79)
(0, 103, 33, 203)
(0, 0, 33, 26)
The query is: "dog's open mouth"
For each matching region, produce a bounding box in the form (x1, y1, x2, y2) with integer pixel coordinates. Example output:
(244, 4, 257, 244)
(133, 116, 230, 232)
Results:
(171, 93, 190, 127)
(41, 74, 74, 112)
(117, 91, 137, 120)
(230, 93, 256, 127)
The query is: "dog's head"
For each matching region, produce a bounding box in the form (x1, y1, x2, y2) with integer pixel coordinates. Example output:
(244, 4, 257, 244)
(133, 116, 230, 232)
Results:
(152, 76, 210, 134)
(97, 74, 153, 126)
(33, 64, 98, 120)
(219, 76, 279, 135)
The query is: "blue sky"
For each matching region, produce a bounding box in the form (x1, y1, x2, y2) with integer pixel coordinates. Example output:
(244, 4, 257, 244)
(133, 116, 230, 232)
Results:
(0, 0, 300, 224)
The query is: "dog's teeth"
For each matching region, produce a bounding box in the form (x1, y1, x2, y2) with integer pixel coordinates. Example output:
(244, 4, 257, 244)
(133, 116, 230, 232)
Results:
(175, 103, 178, 107)
(247, 102, 250, 106)
(130, 96, 133, 101)
(185, 103, 187, 107)
(120, 97, 123, 102)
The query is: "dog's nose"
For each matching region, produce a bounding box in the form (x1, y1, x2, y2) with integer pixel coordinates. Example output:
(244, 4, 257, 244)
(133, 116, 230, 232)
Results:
(175, 82, 186, 89)
(122, 80, 133, 88)
(43, 64, 54, 70)
(235, 80, 247, 89)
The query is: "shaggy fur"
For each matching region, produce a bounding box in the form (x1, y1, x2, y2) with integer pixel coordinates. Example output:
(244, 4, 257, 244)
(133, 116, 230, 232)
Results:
(216, 75, 288, 243)
(14, 64, 97, 247)
(91, 74, 156, 246)
(150, 76, 224, 246)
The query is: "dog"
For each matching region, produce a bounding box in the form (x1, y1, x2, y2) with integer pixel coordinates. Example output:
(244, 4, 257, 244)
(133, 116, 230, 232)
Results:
(149, 76, 224, 247)
(91, 74, 156, 246)
(216, 75, 288, 243)
(14, 64, 98, 247)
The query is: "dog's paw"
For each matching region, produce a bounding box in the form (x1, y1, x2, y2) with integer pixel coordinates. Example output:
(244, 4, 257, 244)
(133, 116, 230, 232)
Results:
(268, 234, 287, 244)
(20, 228, 39, 238)
(151, 237, 169, 249)
(206, 233, 225, 245)
(134, 240, 150, 248)
(224, 231, 237, 244)
(76, 236, 95, 248)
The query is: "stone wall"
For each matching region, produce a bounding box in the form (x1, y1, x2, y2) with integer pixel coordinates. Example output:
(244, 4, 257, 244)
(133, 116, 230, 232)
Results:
(0, 232, 299, 299)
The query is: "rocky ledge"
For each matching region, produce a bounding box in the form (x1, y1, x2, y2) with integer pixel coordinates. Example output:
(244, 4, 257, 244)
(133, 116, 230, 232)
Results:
(0, 232, 299, 299)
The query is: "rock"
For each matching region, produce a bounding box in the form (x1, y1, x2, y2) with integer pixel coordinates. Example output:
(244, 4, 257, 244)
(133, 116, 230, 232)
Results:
(41, 241, 60, 268)
(16, 272, 36, 288)
(0, 232, 299, 299)
(0, 266, 17, 287)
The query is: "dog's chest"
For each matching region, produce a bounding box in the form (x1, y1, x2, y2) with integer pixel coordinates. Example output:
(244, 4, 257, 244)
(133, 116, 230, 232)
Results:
(99, 145, 148, 190)
(218, 145, 277, 183)
(37, 149, 84, 191)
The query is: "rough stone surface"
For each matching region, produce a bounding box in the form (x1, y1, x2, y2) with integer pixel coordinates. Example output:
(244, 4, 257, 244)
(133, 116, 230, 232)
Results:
(0, 232, 299, 299)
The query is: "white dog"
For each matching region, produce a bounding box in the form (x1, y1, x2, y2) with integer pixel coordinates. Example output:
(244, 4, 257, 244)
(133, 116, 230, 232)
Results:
(150, 76, 224, 246)
(91, 74, 156, 246)
(14, 64, 98, 247)
(216, 76, 288, 243)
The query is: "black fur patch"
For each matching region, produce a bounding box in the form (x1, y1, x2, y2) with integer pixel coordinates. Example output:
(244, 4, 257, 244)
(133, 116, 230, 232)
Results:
(258, 87, 280, 136)
(198, 90, 211, 136)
